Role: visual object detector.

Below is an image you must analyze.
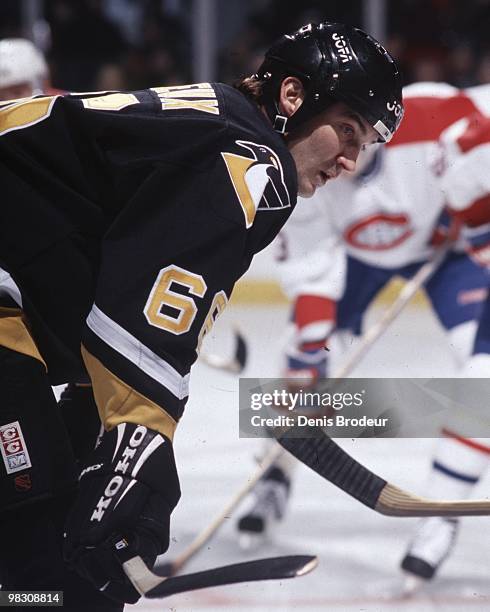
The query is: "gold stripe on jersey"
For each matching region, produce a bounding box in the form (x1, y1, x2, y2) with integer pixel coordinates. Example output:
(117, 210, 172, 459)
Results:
(81, 345, 177, 441)
(81, 92, 139, 111)
(0, 96, 58, 137)
(0, 307, 46, 367)
(151, 83, 219, 115)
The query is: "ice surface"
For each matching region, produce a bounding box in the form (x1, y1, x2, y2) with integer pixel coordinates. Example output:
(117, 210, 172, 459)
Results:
(132, 301, 489, 611)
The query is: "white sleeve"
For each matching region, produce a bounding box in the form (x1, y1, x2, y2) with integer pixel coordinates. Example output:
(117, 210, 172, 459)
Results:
(439, 115, 490, 213)
(442, 144, 490, 211)
(275, 188, 346, 301)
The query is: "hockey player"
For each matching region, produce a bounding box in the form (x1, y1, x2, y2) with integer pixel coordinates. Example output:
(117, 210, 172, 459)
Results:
(0, 22, 403, 607)
(402, 107, 490, 582)
(0, 37, 103, 467)
(238, 82, 490, 581)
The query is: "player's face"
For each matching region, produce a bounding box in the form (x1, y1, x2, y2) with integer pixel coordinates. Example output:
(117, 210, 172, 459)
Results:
(286, 102, 378, 198)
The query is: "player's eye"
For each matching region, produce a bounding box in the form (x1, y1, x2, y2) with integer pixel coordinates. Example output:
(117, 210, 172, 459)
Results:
(341, 123, 356, 137)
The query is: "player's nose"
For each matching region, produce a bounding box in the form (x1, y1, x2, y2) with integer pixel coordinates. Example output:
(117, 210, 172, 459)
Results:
(338, 142, 361, 172)
(336, 155, 356, 174)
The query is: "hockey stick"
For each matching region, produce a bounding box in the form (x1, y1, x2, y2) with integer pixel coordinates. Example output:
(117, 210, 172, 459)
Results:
(330, 241, 452, 380)
(277, 432, 490, 517)
(156, 442, 284, 576)
(199, 329, 247, 374)
(124, 553, 317, 598)
(276, 241, 490, 517)
(159, 243, 457, 575)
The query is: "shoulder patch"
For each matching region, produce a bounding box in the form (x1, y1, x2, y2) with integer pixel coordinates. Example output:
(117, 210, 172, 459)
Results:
(221, 140, 291, 228)
(82, 92, 139, 111)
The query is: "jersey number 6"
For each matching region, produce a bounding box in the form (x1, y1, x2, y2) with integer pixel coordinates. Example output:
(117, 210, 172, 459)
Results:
(144, 265, 227, 345)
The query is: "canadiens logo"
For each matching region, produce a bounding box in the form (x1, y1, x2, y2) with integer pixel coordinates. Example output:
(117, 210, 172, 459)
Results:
(222, 140, 291, 228)
(345, 213, 413, 250)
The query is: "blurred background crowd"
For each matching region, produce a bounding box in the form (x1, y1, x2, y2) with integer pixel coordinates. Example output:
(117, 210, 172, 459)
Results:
(0, 0, 490, 94)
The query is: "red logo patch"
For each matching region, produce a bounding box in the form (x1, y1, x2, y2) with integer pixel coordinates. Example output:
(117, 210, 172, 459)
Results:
(14, 474, 32, 491)
(345, 213, 413, 250)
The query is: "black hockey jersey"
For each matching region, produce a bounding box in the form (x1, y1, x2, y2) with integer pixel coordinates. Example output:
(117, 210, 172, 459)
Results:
(0, 83, 297, 438)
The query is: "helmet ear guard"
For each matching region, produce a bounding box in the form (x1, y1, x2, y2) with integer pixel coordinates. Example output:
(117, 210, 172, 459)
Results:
(256, 22, 404, 142)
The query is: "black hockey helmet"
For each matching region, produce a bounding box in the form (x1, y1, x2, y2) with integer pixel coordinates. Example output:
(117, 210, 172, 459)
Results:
(256, 22, 404, 142)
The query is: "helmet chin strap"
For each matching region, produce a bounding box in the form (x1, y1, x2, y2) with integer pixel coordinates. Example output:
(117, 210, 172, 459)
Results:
(270, 93, 304, 135)
(273, 114, 288, 134)
(264, 74, 309, 135)
(273, 93, 333, 136)
(265, 81, 291, 135)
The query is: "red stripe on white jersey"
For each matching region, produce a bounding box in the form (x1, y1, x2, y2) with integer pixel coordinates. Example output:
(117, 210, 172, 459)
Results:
(449, 194, 490, 227)
(442, 428, 490, 455)
(457, 113, 490, 153)
(387, 94, 478, 147)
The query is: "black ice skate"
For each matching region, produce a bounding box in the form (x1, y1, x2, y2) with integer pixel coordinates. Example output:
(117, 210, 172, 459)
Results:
(237, 466, 291, 549)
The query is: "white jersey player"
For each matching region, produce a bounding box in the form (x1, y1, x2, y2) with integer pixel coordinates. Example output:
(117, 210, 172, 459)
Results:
(238, 83, 490, 583)
(400, 105, 490, 583)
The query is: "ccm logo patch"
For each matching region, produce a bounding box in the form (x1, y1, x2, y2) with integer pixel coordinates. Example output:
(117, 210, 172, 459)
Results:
(345, 213, 413, 250)
(0, 421, 32, 474)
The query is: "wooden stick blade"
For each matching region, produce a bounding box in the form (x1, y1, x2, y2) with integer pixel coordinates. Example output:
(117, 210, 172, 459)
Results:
(376, 483, 490, 517)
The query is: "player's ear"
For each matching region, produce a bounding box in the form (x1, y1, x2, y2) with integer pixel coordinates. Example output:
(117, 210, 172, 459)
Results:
(278, 77, 305, 118)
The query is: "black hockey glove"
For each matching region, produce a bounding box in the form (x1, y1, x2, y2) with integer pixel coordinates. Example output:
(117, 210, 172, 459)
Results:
(64, 423, 180, 603)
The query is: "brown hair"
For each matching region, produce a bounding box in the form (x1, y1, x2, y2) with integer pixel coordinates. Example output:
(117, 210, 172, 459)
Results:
(233, 75, 265, 105)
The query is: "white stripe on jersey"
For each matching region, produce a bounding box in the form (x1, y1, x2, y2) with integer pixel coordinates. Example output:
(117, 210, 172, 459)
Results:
(402, 81, 459, 99)
(86, 305, 190, 400)
(402, 82, 490, 116)
(442, 143, 490, 209)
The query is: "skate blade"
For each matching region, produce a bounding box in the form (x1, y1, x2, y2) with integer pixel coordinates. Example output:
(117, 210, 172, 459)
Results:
(239, 532, 266, 551)
(365, 574, 427, 601)
(400, 573, 426, 597)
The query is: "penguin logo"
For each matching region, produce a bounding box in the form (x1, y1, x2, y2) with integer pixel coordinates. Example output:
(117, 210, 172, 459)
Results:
(222, 140, 291, 228)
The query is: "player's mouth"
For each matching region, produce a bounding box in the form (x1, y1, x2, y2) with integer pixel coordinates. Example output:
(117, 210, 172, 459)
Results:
(315, 171, 329, 187)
